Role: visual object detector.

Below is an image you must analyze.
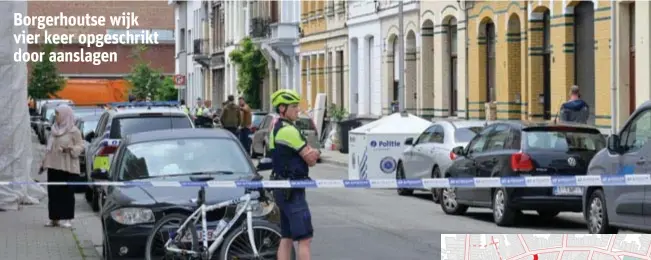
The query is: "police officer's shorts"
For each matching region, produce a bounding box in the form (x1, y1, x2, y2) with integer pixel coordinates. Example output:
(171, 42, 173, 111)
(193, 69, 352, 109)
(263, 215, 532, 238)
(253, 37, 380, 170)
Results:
(274, 189, 313, 240)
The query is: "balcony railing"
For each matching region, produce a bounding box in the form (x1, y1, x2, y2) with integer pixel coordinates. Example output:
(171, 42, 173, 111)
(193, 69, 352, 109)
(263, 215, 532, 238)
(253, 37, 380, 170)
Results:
(250, 17, 272, 38)
(193, 38, 210, 68)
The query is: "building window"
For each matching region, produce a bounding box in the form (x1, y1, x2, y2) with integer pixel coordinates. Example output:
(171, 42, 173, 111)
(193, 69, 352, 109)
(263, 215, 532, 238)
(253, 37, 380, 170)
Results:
(180, 29, 186, 51)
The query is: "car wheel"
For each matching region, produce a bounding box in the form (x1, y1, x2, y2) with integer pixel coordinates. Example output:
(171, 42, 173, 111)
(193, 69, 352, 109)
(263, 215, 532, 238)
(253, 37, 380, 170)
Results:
(396, 163, 413, 196)
(440, 186, 468, 215)
(98, 193, 104, 213)
(492, 188, 517, 227)
(587, 189, 619, 234)
(91, 189, 100, 212)
(38, 131, 46, 145)
(431, 167, 441, 204)
(84, 188, 93, 203)
(537, 210, 560, 220)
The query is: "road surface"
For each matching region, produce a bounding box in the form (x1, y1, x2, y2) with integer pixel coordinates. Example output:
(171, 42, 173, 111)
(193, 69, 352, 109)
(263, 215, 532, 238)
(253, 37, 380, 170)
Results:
(71, 162, 607, 260)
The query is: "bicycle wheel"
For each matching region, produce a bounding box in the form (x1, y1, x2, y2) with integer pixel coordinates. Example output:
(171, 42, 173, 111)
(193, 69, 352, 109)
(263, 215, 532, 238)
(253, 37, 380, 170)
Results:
(219, 220, 293, 260)
(145, 213, 200, 260)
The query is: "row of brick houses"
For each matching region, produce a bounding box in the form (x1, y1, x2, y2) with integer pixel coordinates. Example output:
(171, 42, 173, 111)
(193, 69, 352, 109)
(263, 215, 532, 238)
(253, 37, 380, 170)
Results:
(28, 1, 175, 78)
(173, 1, 650, 133)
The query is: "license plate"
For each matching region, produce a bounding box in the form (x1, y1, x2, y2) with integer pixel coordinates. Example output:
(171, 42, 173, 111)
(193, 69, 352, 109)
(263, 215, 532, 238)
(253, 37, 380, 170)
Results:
(553, 186, 583, 196)
(181, 229, 219, 243)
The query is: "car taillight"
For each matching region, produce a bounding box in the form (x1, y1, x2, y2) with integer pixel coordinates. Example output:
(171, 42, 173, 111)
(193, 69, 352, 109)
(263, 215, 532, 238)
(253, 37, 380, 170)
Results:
(449, 151, 456, 160)
(98, 146, 118, 156)
(511, 152, 534, 172)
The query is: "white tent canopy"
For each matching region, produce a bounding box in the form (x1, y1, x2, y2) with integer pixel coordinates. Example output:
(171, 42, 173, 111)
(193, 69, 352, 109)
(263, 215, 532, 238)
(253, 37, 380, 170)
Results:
(0, 1, 47, 210)
(350, 112, 432, 134)
(348, 113, 433, 180)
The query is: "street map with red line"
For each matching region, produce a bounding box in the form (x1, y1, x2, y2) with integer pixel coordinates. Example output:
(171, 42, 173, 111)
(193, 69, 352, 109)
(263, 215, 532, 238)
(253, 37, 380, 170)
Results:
(441, 234, 651, 260)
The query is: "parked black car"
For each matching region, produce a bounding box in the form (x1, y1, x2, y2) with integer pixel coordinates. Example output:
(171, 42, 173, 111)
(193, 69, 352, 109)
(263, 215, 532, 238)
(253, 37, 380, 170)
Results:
(91, 128, 280, 259)
(440, 121, 606, 226)
(74, 114, 102, 194)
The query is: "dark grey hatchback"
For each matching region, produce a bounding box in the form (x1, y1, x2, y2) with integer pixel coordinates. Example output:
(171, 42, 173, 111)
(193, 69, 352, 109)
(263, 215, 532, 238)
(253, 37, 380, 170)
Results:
(440, 121, 606, 227)
(91, 128, 281, 259)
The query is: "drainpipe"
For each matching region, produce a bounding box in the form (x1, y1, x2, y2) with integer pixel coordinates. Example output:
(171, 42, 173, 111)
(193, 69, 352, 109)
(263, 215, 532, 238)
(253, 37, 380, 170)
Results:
(459, 0, 471, 119)
(610, 1, 617, 134)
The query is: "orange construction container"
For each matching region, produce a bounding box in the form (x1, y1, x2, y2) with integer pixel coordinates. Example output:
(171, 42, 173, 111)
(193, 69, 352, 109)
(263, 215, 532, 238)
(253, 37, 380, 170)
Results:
(55, 79, 131, 106)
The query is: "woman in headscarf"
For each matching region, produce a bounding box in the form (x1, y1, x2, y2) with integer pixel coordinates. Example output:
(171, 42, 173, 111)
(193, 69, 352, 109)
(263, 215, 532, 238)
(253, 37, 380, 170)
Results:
(41, 105, 85, 228)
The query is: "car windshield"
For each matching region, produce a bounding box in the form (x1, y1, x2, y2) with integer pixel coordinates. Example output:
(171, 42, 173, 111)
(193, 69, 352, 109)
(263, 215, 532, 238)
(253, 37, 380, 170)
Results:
(455, 127, 483, 142)
(525, 130, 606, 151)
(74, 109, 103, 118)
(45, 108, 57, 121)
(295, 118, 315, 130)
(110, 116, 193, 139)
(82, 120, 98, 136)
(118, 138, 252, 181)
(252, 114, 266, 127)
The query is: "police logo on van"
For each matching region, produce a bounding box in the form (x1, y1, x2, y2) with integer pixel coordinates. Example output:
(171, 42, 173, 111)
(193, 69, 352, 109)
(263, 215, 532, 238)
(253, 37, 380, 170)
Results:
(370, 141, 377, 147)
(380, 157, 397, 174)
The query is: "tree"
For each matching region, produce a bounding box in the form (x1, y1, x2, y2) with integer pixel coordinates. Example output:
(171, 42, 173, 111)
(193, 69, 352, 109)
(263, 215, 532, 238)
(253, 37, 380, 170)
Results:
(28, 44, 65, 100)
(125, 45, 164, 100)
(156, 76, 178, 101)
(229, 37, 267, 109)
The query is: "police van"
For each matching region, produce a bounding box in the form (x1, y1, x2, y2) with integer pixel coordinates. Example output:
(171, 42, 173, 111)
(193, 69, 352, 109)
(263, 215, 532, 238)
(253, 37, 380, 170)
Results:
(83, 101, 194, 211)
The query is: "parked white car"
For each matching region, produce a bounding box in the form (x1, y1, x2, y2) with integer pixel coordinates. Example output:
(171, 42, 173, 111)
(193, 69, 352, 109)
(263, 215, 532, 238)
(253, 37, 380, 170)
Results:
(396, 119, 486, 203)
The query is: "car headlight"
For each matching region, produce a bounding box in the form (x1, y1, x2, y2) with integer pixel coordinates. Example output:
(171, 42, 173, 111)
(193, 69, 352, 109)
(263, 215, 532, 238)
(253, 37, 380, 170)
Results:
(110, 208, 155, 225)
(237, 200, 275, 217)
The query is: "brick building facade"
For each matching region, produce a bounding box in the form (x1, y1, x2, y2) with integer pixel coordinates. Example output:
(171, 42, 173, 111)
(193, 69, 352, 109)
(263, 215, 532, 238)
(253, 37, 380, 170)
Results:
(28, 1, 174, 78)
(467, 1, 613, 129)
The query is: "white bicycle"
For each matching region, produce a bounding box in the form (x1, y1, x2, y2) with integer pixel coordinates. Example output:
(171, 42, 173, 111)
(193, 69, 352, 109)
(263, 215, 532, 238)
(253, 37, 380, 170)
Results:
(144, 176, 288, 260)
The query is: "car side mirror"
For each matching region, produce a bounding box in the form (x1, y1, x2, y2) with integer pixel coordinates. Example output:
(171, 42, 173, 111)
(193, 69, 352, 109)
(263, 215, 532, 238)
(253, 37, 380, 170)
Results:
(256, 158, 273, 171)
(91, 169, 109, 180)
(607, 134, 621, 153)
(404, 137, 414, 146)
(452, 146, 466, 157)
(84, 132, 95, 142)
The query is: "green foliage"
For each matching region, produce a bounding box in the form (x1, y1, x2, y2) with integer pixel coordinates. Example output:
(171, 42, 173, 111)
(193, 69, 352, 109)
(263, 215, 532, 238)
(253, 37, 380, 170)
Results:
(28, 44, 65, 99)
(125, 45, 164, 100)
(229, 37, 267, 109)
(328, 103, 348, 122)
(156, 76, 178, 101)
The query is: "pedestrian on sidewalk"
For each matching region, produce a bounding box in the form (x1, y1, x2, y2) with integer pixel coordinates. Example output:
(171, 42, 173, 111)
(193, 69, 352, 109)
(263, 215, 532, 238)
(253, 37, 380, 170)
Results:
(558, 85, 590, 124)
(220, 95, 241, 136)
(40, 105, 84, 228)
(238, 97, 252, 152)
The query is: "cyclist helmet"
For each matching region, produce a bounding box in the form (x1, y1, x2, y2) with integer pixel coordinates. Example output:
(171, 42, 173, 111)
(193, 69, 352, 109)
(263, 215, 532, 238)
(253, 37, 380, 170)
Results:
(271, 89, 301, 107)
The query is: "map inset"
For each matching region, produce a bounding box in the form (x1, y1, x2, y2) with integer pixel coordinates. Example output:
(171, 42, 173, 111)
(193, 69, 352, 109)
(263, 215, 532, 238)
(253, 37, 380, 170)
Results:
(441, 234, 651, 260)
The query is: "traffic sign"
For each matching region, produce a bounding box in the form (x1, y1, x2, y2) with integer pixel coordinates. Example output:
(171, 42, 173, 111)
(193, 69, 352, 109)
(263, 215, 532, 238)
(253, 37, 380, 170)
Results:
(174, 74, 186, 86)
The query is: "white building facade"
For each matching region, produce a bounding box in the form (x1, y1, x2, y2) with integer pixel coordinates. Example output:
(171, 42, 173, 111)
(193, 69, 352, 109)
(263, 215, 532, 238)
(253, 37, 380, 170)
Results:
(170, 0, 209, 105)
(347, 1, 383, 116)
(223, 0, 251, 100)
(255, 0, 301, 111)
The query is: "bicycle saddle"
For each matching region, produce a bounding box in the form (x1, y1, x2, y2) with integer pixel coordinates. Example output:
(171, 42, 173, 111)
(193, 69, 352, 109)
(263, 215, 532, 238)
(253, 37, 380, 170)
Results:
(189, 176, 214, 182)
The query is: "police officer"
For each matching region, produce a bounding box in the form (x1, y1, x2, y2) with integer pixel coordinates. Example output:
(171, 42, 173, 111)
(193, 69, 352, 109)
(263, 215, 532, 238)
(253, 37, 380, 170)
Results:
(179, 99, 190, 114)
(269, 89, 319, 260)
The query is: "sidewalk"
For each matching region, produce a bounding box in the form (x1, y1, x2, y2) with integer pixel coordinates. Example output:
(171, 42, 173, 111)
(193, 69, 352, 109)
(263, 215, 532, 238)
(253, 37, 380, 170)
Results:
(319, 149, 348, 167)
(0, 132, 100, 260)
(0, 198, 100, 260)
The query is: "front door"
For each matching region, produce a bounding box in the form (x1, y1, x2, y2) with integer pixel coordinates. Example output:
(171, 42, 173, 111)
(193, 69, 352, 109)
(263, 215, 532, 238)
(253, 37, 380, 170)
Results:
(455, 125, 494, 201)
(404, 126, 436, 178)
(609, 108, 651, 226)
(473, 124, 511, 202)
